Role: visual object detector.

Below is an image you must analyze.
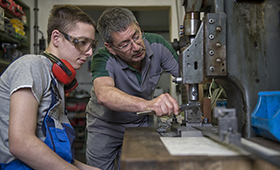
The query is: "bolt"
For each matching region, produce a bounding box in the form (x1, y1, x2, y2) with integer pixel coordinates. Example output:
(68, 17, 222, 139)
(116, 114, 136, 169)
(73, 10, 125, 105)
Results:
(192, 91, 197, 97)
(218, 109, 224, 117)
(209, 34, 215, 40)
(216, 26, 222, 32)
(210, 66, 215, 72)
(172, 77, 182, 84)
(209, 18, 214, 24)
(209, 50, 215, 56)
(216, 58, 221, 63)
(216, 42, 221, 48)
(203, 118, 209, 124)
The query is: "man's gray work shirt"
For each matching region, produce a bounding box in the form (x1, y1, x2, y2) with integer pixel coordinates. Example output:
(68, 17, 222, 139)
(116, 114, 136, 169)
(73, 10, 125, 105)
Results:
(86, 33, 179, 138)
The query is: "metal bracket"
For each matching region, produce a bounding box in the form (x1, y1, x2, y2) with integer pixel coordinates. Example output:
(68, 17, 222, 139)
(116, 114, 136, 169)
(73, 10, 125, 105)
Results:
(204, 13, 227, 76)
(179, 22, 204, 84)
(214, 107, 241, 144)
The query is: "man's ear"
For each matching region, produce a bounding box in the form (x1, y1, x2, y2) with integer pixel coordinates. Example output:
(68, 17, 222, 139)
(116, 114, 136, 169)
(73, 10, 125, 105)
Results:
(104, 42, 116, 55)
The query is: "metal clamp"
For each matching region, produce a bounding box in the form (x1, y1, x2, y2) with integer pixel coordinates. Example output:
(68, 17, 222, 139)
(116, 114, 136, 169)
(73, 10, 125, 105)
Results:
(214, 107, 241, 144)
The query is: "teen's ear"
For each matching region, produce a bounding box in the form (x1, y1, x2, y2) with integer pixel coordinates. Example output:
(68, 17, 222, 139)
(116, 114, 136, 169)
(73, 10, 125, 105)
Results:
(104, 42, 116, 55)
(51, 30, 61, 47)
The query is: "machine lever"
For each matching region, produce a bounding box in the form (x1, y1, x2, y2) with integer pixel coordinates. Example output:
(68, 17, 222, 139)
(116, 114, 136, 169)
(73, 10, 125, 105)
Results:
(137, 103, 200, 116)
(136, 111, 155, 116)
(179, 102, 200, 111)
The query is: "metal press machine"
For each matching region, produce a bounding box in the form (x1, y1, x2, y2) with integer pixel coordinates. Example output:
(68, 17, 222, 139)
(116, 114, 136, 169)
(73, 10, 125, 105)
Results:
(121, 1, 280, 169)
(170, 0, 280, 166)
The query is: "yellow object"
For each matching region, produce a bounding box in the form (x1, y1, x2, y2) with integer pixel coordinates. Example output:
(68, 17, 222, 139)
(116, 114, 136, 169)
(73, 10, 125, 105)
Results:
(14, 26, 25, 36)
(10, 18, 24, 30)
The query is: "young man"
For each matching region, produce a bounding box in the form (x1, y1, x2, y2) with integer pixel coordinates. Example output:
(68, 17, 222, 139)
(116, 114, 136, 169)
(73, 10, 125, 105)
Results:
(0, 5, 100, 170)
(86, 7, 180, 170)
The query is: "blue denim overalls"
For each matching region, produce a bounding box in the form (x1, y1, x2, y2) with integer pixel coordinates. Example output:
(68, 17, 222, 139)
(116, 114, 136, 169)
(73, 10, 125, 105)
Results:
(0, 78, 76, 170)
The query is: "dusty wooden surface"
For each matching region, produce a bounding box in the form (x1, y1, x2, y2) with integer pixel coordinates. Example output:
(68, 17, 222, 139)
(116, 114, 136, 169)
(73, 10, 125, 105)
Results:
(121, 127, 280, 170)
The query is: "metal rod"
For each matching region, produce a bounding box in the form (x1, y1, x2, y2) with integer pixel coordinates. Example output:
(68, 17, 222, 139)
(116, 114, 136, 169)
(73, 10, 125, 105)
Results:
(188, 84, 199, 101)
(34, 0, 39, 54)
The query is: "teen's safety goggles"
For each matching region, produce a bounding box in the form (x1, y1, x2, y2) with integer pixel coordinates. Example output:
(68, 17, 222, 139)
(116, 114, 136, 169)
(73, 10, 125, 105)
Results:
(59, 30, 98, 53)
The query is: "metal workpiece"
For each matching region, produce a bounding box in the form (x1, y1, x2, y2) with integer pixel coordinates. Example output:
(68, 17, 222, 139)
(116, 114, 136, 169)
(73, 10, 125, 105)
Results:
(181, 83, 203, 127)
(171, 124, 203, 137)
(204, 12, 227, 76)
(171, 119, 214, 137)
(185, 108, 203, 125)
(172, 100, 213, 137)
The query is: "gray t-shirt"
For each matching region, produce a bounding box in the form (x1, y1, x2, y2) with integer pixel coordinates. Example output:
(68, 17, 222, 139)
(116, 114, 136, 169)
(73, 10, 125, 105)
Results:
(0, 54, 65, 163)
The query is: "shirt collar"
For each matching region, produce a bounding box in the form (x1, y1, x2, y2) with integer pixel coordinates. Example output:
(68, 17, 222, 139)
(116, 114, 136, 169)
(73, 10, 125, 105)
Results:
(143, 38, 153, 59)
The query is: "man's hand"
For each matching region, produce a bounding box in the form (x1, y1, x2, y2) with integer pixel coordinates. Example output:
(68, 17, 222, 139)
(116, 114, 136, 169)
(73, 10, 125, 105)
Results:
(144, 93, 179, 117)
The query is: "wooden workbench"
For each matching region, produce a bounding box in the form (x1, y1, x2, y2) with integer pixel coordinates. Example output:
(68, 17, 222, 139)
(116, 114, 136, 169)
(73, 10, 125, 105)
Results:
(121, 127, 280, 170)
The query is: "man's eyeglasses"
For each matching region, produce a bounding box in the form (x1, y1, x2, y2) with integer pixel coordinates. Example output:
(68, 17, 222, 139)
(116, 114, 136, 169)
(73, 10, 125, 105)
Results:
(59, 30, 98, 53)
(111, 30, 145, 53)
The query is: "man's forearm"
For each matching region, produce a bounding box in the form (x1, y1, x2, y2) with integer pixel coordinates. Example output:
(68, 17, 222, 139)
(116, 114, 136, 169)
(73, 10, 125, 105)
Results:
(93, 76, 179, 116)
(95, 85, 179, 116)
(95, 85, 147, 112)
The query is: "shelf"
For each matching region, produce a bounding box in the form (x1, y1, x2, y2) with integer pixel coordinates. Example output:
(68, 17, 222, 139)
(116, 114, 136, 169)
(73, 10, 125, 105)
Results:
(0, 0, 30, 74)
(0, 59, 10, 67)
(0, 31, 28, 46)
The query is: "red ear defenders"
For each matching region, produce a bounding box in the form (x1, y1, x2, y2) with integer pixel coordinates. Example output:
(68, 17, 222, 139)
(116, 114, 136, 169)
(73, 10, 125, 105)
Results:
(41, 51, 78, 93)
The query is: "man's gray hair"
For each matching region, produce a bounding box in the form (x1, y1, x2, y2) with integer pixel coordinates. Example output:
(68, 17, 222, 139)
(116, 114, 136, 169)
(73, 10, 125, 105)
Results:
(97, 7, 138, 44)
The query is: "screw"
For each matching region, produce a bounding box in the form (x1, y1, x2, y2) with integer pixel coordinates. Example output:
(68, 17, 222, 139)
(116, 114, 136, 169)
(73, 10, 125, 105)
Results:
(210, 66, 215, 72)
(216, 58, 221, 63)
(209, 18, 214, 24)
(209, 50, 215, 56)
(216, 42, 221, 48)
(192, 91, 197, 97)
(209, 34, 215, 40)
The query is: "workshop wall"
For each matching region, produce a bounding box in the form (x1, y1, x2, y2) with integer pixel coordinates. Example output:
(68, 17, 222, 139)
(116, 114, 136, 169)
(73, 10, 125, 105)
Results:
(21, 0, 184, 102)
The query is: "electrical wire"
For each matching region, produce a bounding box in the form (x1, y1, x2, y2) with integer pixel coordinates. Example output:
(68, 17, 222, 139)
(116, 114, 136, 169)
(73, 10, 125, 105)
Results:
(209, 79, 225, 109)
